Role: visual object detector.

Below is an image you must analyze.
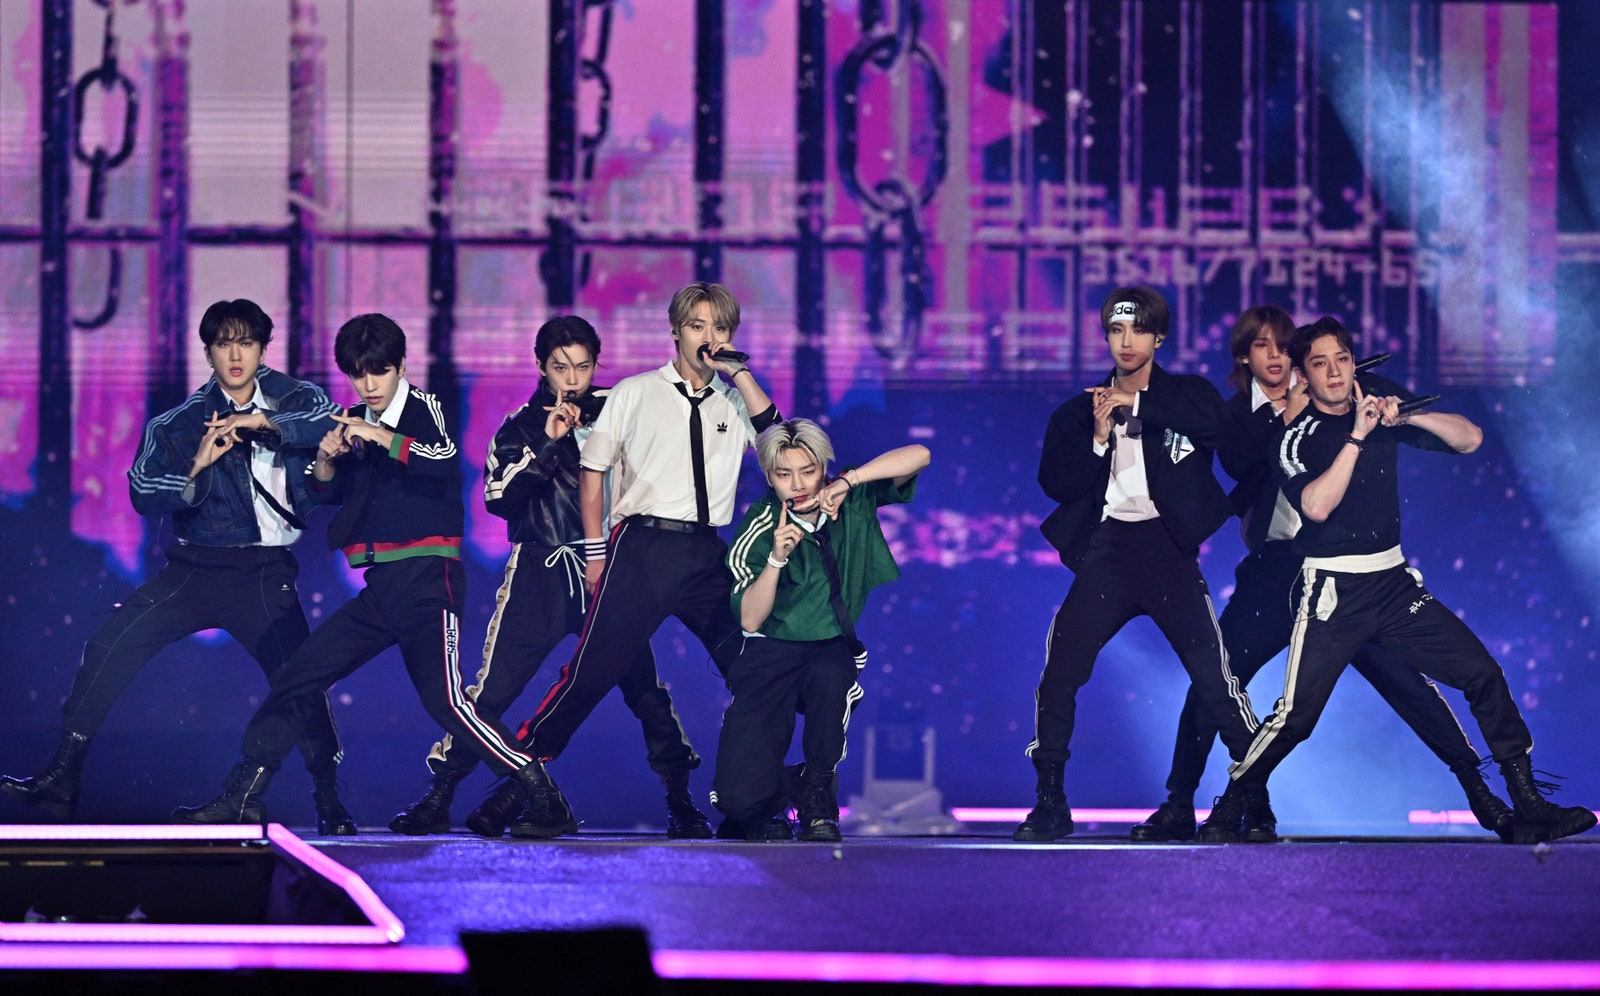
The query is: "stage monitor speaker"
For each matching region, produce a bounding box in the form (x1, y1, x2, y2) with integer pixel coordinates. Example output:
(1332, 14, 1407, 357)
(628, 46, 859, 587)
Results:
(462, 926, 660, 995)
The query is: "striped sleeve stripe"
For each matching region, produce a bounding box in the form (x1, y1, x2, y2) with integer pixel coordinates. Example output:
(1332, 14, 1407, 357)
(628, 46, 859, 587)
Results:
(266, 389, 339, 424)
(261, 368, 339, 423)
(129, 386, 210, 495)
(410, 392, 458, 460)
(1279, 419, 1314, 479)
(483, 439, 537, 503)
(727, 503, 777, 595)
(482, 407, 538, 502)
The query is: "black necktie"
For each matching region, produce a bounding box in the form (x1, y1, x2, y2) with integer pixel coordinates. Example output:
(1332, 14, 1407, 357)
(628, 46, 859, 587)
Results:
(231, 404, 308, 532)
(674, 383, 711, 524)
(246, 466, 308, 531)
(813, 523, 864, 657)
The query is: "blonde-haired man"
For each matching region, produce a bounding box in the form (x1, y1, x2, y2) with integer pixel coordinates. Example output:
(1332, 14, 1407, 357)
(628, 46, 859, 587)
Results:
(714, 418, 929, 841)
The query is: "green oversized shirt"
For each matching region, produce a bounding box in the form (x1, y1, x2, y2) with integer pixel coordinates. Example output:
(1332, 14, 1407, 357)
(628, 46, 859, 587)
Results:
(726, 470, 918, 641)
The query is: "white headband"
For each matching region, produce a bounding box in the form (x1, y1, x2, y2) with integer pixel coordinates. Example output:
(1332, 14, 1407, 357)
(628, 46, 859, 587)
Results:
(1110, 301, 1138, 320)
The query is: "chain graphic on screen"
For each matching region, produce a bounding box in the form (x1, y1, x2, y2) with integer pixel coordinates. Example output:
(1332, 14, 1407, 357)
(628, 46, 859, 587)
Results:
(576, 0, 615, 289)
(71, 0, 140, 331)
(836, 0, 948, 366)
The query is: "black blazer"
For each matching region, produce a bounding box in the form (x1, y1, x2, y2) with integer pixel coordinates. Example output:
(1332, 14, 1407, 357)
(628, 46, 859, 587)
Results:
(1039, 363, 1233, 570)
(1218, 389, 1283, 553)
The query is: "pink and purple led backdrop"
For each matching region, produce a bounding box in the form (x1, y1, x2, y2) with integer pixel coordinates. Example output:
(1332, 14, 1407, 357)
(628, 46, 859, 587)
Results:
(0, 1, 1596, 831)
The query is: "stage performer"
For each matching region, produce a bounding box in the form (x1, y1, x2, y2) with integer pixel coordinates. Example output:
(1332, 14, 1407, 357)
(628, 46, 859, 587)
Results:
(712, 420, 928, 841)
(0, 299, 354, 834)
(505, 281, 781, 839)
(1131, 307, 1513, 843)
(1015, 285, 1263, 842)
(388, 316, 704, 838)
(174, 313, 555, 825)
(1197, 316, 1595, 844)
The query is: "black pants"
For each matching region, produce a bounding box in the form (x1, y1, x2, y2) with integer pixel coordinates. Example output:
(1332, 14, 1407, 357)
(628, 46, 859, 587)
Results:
(241, 556, 533, 776)
(1230, 562, 1533, 784)
(711, 636, 861, 824)
(1162, 542, 1482, 800)
(522, 517, 741, 764)
(1031, 518, 1259, 764)
(426, 542, 697, 776)
(61, 544, 341, 772)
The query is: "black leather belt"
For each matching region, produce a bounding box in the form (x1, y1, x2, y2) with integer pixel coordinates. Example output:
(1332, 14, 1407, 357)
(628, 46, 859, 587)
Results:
(629, 514, 717, 536)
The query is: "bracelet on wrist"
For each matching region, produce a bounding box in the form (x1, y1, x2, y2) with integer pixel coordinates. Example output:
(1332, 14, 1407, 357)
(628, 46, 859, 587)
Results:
(1343, 434, 1367, 449)
(767, 554, 789, 569)
(583, 537, 608, 562)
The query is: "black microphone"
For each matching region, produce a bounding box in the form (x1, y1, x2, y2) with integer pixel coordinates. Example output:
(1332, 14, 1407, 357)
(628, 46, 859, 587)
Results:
(1354, 352, 1392, 374)
(697, 342, 750, 364)
(1395, 394, 1441, 417)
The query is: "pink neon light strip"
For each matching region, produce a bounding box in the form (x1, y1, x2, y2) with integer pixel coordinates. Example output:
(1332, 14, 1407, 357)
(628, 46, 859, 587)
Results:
(1408, 809, 1487, 825)
(266, 824, 405, 943)
(650, 950, 1600, 990)
(0, 943, 467, 974)
(0, 824, 403, 946)
(0, 923, 401, 945)
(949, 807, 1542, 826)
(4, 943, 1598, 989)
(950, 807, 1213, 823)
(0, 823, 263, 842)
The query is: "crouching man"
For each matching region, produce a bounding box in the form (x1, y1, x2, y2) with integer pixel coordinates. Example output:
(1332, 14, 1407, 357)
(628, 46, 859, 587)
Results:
(711, 419, 929, 841)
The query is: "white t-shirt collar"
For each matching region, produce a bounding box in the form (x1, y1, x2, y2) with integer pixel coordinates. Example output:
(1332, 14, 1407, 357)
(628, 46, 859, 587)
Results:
(369, 375, 411, 428)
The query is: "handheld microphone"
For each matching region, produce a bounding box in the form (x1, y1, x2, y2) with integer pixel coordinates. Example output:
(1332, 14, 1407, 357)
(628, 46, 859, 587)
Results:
(1354, 352, 1392, 374)
(1395, 394, 1441, 417)
(697, 342, 750, 364)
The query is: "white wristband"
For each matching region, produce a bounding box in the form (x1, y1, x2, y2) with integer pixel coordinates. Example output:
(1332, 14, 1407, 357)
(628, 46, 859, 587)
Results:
(583, 537, 607, 562)
(767, 554, 788, 569)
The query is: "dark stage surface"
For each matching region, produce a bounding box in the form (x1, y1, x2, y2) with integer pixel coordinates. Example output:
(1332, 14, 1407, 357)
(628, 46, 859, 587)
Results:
(5, 826, 1600, 992)
(317, 828, 1600, 959)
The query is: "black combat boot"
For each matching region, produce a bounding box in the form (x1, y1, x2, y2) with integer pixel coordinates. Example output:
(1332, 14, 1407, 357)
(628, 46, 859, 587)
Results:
(311, 769, 358, 836)
(1498, 755, 1597, 844)
(507, 761, 579, 839)
(172, 761, 275, 824)
(795, 769, 842, 843)
(1242, 783, 1279, 843)
(1130, 798, 1196, 842)
(1456, 766, 1514, 843)
(464, 779, 525, 838)
(1011, 758, 1073, 842)
(0, 731, 92, 820)
(661, 767, 714, 840)
(390, 768, 471, 835)
(1195, 780, 1251, 843)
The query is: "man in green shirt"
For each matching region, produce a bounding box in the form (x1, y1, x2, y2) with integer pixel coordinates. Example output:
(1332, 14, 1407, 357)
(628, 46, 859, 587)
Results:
(714, 418, 929, 841)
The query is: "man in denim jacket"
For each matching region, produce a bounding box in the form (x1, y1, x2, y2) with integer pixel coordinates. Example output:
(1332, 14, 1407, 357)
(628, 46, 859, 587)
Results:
(0, 299, 354, 834)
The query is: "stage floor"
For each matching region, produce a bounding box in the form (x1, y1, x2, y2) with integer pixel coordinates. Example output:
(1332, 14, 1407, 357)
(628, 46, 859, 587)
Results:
(315, 827, 1600, 989)
(5, 827, 1600, 992)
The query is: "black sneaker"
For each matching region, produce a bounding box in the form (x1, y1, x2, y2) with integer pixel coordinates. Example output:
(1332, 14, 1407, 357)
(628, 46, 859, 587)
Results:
(1130, 799, 1196, 842)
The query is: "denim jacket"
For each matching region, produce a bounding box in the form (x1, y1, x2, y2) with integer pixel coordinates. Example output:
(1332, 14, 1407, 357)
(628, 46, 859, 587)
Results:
(127, 366, 339, 547)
